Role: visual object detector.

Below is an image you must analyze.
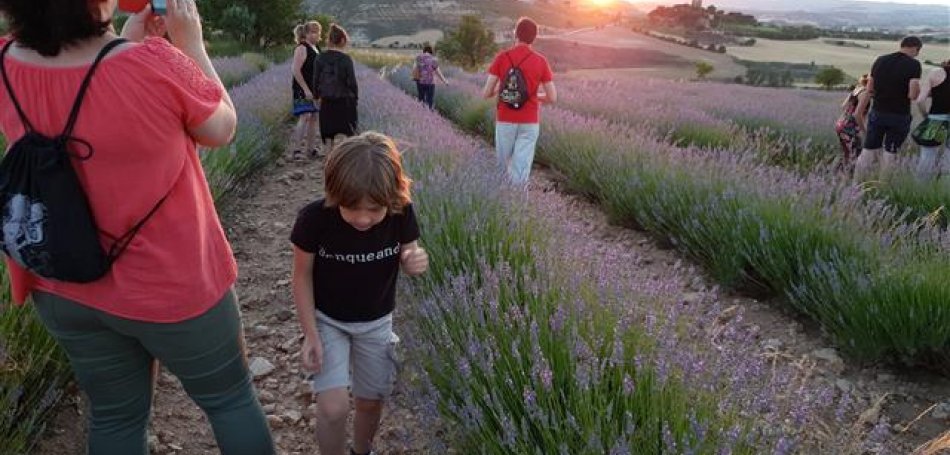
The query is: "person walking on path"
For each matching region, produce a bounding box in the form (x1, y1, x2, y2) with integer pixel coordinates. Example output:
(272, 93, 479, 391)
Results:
(0, 0, 274, 454)
(913, 60, 950, 180)
(291, 21, 322, 160)
(290, 132, 428, 455)
(853, 36, 923, 181)
(835, 74, 870, 172)
(411, 43, 448, 109)
(315, 24, 359, 151)
(482, 16, 557, 187)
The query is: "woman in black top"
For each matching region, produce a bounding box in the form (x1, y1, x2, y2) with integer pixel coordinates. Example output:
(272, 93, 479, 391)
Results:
(914, 60, 950, 179)
(315, 24, 358, 151)
(291, 21, 321, 160)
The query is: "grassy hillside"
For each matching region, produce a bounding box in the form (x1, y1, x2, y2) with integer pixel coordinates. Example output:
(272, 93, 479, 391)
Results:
(304, 0, 618, 42)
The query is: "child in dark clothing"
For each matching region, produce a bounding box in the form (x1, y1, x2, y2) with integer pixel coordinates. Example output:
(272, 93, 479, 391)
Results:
(290, 132, 428, 455)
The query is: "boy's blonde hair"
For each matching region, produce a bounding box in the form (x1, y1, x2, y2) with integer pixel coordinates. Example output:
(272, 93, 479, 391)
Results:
(324, 132, 412, 213)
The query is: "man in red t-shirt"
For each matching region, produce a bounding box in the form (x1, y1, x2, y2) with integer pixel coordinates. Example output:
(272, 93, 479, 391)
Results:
(482, 17, 557, 186)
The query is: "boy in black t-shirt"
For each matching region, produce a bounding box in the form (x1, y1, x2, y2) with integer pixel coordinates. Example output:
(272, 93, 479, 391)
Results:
(290, 132, 428, 455)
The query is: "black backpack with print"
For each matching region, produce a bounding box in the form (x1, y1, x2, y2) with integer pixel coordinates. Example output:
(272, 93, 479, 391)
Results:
(498, 51, 534, 110)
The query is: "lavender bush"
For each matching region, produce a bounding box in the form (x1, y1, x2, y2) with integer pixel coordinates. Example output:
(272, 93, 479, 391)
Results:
(211, 53, 270, 88)
(356, 65, 863, 452)
(385, 67, 950, 373)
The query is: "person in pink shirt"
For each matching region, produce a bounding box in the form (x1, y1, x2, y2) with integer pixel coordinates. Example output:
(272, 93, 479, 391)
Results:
(0, 0, 274, 453)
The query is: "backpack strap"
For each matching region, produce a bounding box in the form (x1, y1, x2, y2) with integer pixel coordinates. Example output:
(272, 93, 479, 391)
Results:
(106, 161, 184, 264)
(61, 38, 127, 139)
(0, 40, 37, 133)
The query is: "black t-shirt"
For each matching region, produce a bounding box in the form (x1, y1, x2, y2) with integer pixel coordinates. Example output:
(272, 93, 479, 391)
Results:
(290, 199, 420, 322)
(870, 51, 922, 115)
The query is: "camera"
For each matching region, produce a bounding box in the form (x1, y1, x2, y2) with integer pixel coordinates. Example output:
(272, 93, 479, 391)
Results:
(151, 0, 167, 15)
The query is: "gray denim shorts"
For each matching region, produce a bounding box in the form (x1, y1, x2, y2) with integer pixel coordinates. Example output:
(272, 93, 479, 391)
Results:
(311, 311, 400, 400)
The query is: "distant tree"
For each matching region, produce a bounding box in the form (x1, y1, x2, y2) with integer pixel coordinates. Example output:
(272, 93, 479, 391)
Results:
(219, 5, 256, 44)
(695, 61, 714, 79)
(437, 15, 498, 71)
(815, 67, 845, 89)
(199, 0, 303, 47)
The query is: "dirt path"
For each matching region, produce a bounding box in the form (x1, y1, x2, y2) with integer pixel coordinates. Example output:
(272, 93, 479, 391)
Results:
(32, 154, 433, 455)
(31, 146, 950, 452)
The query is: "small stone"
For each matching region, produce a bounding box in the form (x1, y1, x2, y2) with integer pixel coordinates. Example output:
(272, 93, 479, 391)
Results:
(275, 308, 295, 322)
(249, 357, 276, 377)
(680, 292, 704, 305)
(148, 435, 160, 451)
(266, 414, 284, 428)
(273, 222, 288, 229)
(876, 373, 895, 383)
(275, 279, 290, 287)
(811, 348, 845, 373)
(761, 338, 783, 350)
(167, 443, 183, 451)
(261, 403, 277, 413)
(289, 170, 305, 181)
(283, 410, 303, 424)
(258, 389, 276, 403)
(835, 379, 854, 393)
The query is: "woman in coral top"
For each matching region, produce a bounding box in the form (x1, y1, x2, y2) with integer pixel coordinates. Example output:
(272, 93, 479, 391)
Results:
(0, 0, 274, 453)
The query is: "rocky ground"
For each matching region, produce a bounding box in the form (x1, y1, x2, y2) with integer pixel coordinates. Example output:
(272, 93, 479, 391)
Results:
(31, 149, 950, 453)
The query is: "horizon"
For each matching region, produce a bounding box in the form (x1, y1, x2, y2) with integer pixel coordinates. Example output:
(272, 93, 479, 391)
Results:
(622, 0, 950, 5)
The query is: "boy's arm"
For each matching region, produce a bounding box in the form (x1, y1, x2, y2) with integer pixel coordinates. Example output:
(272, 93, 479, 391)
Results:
(292, 246, 319, 341)
(482, 75, 500, 99)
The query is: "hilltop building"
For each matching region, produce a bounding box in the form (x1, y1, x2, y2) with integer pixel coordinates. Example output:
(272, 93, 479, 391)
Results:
(692, 0, 702, 8)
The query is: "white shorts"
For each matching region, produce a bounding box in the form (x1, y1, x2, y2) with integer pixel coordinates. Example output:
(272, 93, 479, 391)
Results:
(310, 311, 399, 400)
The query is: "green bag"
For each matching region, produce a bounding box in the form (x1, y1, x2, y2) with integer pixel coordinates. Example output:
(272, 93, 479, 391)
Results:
(911, 117, 950, 147)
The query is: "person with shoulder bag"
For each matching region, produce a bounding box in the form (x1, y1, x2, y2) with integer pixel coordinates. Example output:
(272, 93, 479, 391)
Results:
(913, 60, 950, 180)
(0, 1, 275, 453)
(290, 21, 323, 160)
(314, 23, 358, 151)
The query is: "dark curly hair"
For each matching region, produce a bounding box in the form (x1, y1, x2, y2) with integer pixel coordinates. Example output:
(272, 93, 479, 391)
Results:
(0, 0, 112, 56)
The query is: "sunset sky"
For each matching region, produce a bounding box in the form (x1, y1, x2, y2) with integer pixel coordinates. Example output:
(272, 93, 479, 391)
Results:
(621, 0, 949, 4)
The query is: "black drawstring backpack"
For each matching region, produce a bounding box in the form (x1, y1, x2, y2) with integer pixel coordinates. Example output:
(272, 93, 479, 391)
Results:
(0, 38, 172, 283)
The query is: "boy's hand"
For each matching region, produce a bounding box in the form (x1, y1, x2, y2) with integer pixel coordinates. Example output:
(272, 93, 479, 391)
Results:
(400, 245, 429, 276)
(301, 335, 323, 373)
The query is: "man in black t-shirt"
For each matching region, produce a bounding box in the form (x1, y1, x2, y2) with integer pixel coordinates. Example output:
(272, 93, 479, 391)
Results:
(853, 36, 923, 180)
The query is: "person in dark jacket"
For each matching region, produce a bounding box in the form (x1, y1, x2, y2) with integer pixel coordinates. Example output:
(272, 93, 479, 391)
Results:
(315, 24, 358, 151)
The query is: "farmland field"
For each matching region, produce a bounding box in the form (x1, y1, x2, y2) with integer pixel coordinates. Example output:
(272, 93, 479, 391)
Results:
(727, 37, 950, 78)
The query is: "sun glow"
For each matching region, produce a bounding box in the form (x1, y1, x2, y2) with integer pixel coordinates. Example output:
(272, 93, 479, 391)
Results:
(587, 0, 617, 7)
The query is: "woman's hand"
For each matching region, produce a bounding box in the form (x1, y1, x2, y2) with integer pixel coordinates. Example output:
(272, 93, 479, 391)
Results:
(304, 89, 315, 100)
(301, 335, 324, 373)
(165, 0, 205, 56)
(120, 5, 166, 42)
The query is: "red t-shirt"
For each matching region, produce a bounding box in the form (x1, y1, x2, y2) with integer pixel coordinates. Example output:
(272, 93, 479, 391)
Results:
(488, 44, 553, 124)
(0, 37, 237, 323)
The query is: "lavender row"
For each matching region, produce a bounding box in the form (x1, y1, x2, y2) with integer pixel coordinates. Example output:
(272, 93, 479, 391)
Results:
(385, 67, 950, 374)
(356, 65, 874, 452)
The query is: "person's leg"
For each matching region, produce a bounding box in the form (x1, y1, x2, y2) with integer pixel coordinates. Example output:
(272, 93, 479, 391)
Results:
(349, 315, 397, 455)
(415, 81, 424, 103)
(854, 110, 886, 181)
(135, 290, 274, 455)
(881, 112, 913, 171)
(312, 313, 354, 455)
(423, 84, 435, 109)
(292, 113, 310, 159)
(495, 122, 518, 179)
(509, 123, 541, 186)
(32, 292, 155, 455)
(316, 388, 351, 455)
(916, 144, 940, 180)
(306, 113, 320, 157)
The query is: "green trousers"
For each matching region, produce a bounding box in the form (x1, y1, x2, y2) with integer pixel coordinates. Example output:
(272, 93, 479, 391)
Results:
(32, 289, 275, 455)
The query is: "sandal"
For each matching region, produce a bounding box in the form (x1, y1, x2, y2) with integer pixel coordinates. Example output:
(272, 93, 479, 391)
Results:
(291, 150, 303, 160)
